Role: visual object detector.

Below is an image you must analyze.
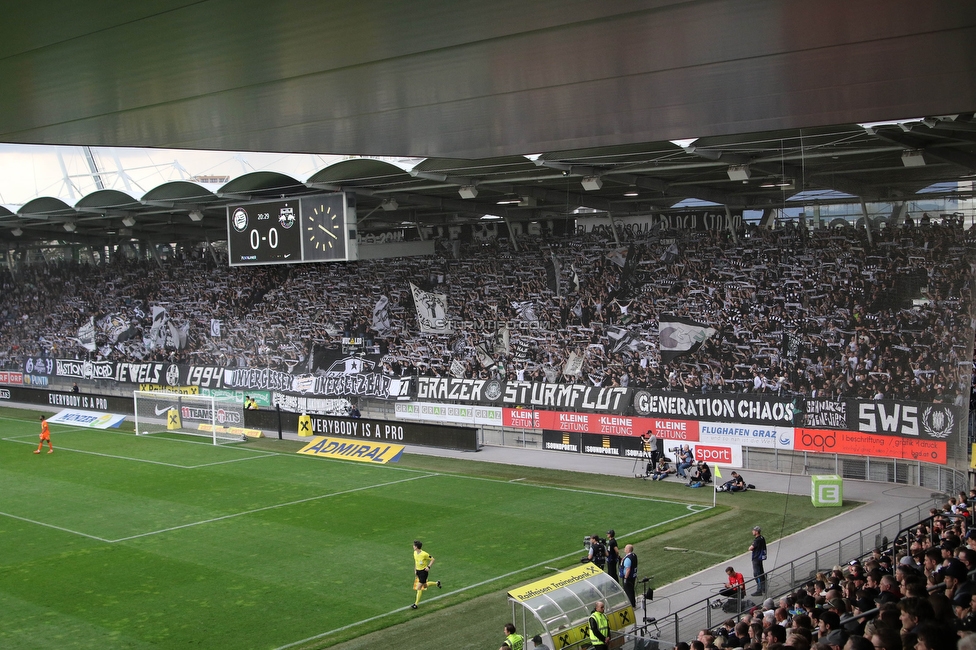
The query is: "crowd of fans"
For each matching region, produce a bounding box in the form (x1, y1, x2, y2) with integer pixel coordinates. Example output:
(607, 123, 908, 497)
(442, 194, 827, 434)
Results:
(0, 218, 974, 403)
(691, 499, 976, 650)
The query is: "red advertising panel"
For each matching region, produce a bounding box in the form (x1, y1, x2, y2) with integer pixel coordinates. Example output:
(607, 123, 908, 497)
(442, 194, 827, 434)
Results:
(0, 371, 24, 384)
(503, 408, 542, 429)
(795, 428, 946, 464)
(640, 417, 700, 442)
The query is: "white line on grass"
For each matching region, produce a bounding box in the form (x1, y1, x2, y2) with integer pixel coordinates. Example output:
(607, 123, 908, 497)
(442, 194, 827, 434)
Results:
(273, 506, 707, 650)
(109, 472, 438, 543)
(1, 435, 277, 469)
(0, 510, 113, 543)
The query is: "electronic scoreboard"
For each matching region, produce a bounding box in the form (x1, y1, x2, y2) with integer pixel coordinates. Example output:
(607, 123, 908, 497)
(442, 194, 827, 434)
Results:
(226, 193, 357, 266)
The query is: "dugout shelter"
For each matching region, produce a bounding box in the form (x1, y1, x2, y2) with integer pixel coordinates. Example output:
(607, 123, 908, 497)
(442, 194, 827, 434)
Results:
(507, 563, 634, 649)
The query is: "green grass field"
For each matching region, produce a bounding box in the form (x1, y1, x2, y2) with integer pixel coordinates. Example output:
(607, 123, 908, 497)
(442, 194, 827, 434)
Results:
(1, 408, 737, 650)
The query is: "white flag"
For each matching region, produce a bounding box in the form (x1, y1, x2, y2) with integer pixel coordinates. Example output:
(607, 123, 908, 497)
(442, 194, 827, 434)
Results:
(563, 352, 584, 376)
(410, 282, 452, 333)
(659, 315, 716, 363)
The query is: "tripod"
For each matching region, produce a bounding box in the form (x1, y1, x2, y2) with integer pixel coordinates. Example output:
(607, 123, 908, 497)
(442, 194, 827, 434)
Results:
(633, 436, 661, 479)
(635, 576, 660, 638)
(633, 448, 653, 478)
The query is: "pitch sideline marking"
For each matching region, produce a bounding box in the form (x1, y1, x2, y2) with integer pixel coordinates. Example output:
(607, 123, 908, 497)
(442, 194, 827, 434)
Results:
(273, 507, 708, 650)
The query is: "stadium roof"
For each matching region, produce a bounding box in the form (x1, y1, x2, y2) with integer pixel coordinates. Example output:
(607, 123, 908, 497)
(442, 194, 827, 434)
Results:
(1, 118, 976, 247)
(0, 1, 973, 247)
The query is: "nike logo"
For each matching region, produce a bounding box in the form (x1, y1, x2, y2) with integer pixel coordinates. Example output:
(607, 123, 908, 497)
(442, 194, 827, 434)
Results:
(154, 405, 176, 415)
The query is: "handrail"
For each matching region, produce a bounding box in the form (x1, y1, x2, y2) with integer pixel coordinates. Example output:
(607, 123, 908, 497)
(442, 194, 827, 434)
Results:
(645, 496, 942, 647)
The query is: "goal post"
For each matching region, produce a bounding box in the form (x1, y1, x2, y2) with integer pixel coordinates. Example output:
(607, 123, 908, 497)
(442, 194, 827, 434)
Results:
(133, 390, 246, 444)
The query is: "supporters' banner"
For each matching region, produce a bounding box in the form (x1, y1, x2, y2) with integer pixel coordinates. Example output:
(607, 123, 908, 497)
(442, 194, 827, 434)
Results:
(210, 319, 221, 338)
(77, 317, 96, 352)
(801, 399, 847, 429)
(848, 399, 962, 441)
(271, 393, 352, 416)
(576, 211, 743, 234)
(413, 377, 631, 413)
(658, 315, 716, 363)
(632, 390, 797, 426)
(410, 282, 451, 333)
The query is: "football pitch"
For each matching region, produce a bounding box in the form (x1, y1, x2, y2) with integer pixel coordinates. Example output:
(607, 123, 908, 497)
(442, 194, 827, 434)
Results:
(0, 409, 715, 650)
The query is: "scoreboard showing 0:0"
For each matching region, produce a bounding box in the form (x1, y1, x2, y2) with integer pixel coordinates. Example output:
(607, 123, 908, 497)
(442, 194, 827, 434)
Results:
(227, 199, 302, 265)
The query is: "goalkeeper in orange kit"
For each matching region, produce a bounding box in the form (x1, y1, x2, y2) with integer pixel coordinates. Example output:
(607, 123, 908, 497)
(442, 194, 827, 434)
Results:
(34, 415, 53, 454)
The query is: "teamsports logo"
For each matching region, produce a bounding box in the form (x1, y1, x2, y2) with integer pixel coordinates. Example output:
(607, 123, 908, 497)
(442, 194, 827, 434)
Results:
(484, 380, 503, 401)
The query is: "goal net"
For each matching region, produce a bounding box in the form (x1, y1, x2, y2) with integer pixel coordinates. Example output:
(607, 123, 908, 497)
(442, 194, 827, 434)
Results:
(133, 391, 247, 444)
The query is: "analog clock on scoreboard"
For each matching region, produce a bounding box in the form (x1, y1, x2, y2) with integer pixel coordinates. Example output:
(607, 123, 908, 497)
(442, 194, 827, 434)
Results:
(300, 193, 347, 261)
(227, 199, 302, 265)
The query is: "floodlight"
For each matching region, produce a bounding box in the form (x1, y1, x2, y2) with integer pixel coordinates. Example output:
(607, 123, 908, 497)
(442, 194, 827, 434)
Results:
(63, 222, 76, 232)
(11, 227, 22, 236)
(188, 209, 204, 221)
(581, 176, 603, 191)
(901, 151, 926, 167)
(380, 199, 398, 211)
(727, 165, 751, 181)
(459, 185, 478, 199)
(122, 216, 136, 227)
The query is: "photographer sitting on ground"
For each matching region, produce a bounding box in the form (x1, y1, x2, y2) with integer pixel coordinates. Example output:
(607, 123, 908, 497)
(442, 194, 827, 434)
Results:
(718, 471, 748, 493)
(688, 461, 712, 487)
(650, 457, 675, 481)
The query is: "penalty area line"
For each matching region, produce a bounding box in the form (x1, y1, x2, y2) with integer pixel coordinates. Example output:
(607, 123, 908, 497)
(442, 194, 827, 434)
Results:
(109, 472, 439, 543)
(0, 510, 113, 543)
(273, 506, 707, 650)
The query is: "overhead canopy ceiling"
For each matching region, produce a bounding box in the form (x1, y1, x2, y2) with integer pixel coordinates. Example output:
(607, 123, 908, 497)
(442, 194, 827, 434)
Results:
(0, 0, 973, 246)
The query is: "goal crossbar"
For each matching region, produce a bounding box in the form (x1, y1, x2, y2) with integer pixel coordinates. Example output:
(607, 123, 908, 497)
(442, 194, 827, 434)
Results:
(133, 390, 246, 444)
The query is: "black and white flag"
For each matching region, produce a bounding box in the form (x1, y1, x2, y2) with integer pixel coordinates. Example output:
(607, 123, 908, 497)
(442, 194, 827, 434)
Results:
(372, 296, 393, 337)
(409, 282, 452, 334)
(77, 316, 96, 352)
(607, 325, 640, 354)
(658, 315, 716, 363)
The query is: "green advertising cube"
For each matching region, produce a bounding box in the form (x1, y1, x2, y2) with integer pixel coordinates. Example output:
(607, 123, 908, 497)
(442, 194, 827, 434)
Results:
(811, 474, 843, 507)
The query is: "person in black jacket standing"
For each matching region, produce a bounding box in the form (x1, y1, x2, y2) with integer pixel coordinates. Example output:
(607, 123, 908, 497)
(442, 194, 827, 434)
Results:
(605, 530, 620, 582)
(749, 526, 767, 596)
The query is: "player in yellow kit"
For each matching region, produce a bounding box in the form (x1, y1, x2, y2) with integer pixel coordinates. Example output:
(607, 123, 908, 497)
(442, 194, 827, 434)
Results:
(412, 540, 442, 609)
